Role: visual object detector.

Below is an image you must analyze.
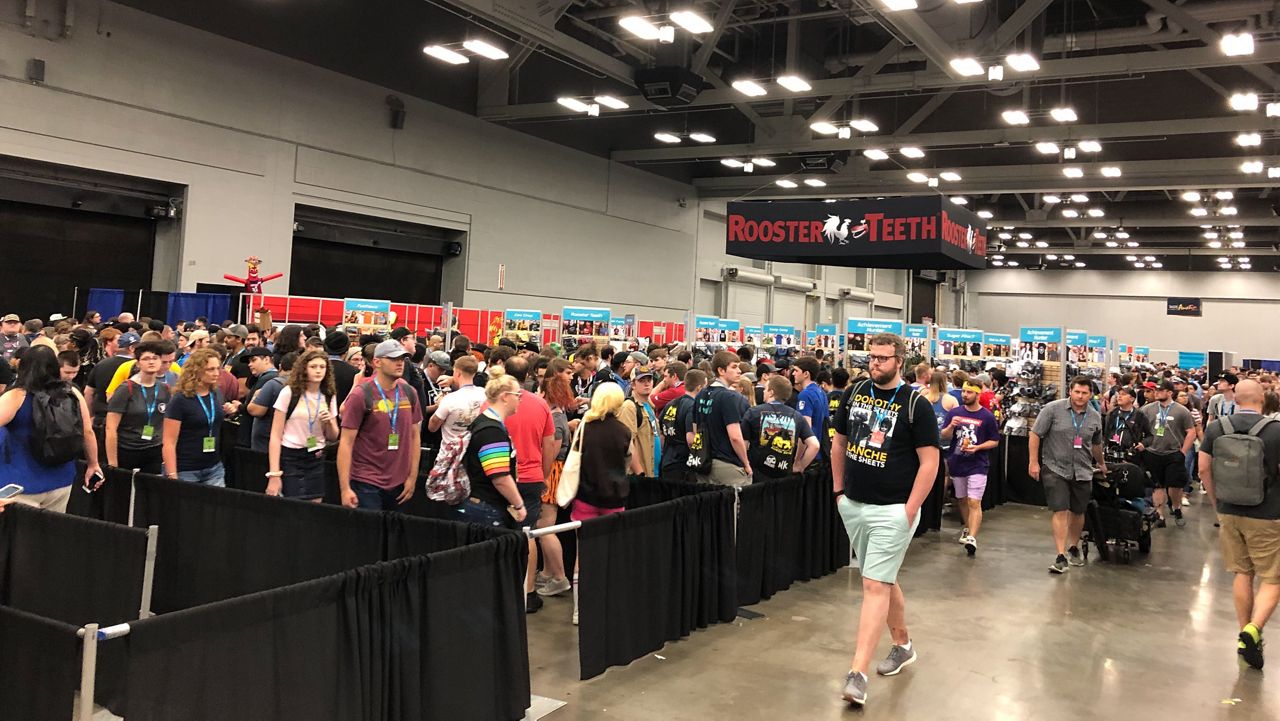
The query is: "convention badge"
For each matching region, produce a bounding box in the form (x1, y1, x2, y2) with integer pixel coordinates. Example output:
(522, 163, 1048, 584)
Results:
(388, 433, 400, 450)
(141, 424, 156, 441)
(202, 436, 217, 453)
(1072, 436, 1083, 449)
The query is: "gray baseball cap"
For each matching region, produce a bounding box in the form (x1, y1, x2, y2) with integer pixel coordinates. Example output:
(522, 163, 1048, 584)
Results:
(374, 339, 410, 359)
(427, 350, 452, 370)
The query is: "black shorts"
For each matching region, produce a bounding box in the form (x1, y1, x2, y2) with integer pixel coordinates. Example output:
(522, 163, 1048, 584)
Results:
(518, 482, 545, 527)
(116, 446, 163, 475)
(1043, 470, 1091, 514)
(280, 446, 326, 500)
(1143, 451, 1188, 489)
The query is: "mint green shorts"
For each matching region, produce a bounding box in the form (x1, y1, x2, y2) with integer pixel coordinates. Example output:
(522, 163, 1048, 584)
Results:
(837, 496, 919, 584)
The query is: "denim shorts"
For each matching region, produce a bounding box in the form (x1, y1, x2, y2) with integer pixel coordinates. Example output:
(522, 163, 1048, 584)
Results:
(176, 462, 225, 487)
(837, 496, 918, 584)
(455, 497, 510, 528)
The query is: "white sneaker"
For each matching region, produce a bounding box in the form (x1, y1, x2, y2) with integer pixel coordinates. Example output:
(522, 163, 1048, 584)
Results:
(571, 610, 579, 626)
(958, 527, 970, 544)
(537, 577, 572, 597)
(963, 536, 977, 556)
(1181, 497, 1190, 507)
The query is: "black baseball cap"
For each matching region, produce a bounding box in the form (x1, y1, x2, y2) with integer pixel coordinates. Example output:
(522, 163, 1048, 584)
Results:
(244, 346, 273, 359)
(324, 330, 350, 355)
(1218, 371, 1239, 386)
(389, 327, 414, 341)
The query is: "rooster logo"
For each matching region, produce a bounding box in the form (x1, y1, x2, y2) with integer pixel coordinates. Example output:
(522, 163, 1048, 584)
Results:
(965, 225, 977, 252)
(822, 215, 869, 245)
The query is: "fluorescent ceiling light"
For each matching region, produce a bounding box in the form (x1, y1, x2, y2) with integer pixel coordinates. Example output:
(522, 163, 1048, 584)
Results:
(1134, 262, 1146, 268)
(991, 261, 1004, 266)
(594, 95, 629, 109)
(1230, 92, 1259, 111)
(776, 75, 811, 92)
(1203, 231, 1219, 239)
(1101, 166, 1122, 178)
(977, 210, 994, 219)
(1232, 240, 1247, 248)
(1043, 195, 1061, 204)
(949, 57, 985, 77)
(1105, 241, 1119, 248)
(1062, 167, 1084, 178)
(1217, 257, 1231, 263)
(751, 157, 776, 167)
(850, 118, 879, 133)
(720, 159, 743, 168)
(1019, 232, 1034, 239)
(1236, 132, 1263, 147)
(880, 0, 919, 9)
(1035, 142, 1060, 154)
(1093, 231, 1108, 239)
(907, 172, 929, 183)
(1180, 191, 1201, 202)
(1126, 241, 1140, 247)
(557, 97, 591, 112)
(461, 39, 509, 60)
(1046, 254, 1058, 260)
(1035, 241, 1049, 248)
(1241, 257, 1252, 262)
(900, 147, 925, 158)
(1215, 190, 1235, 200)
(1126, 255, 1138, 261)
(951, 196, 968, 205)
(804, 178, 827, 187)
(1087, 208, 1105, 217)
(810, 121, 840, 135)
(1061, 209, 1079, 218)
(1078, 140, 1102, 153)
(1015, 241, 1030, 248)
(1240, 263, 1252, 269)
(988, 65, 1004, 82)
(1221, 206, 1239, 215)
(689, 132, 716, 143)
(991, 254, 1004, 260)
(1050, 107, 1078, 122)
(1006, 261, 1020, 267)
(1075, 262, 1087, 268)
(775, 179, 798, 188)
(1002, 109, 1030, 125)
(1268, 102, 1280, 117)
(1150, 262, 1162, 268)
(1208, 240, 1223, 248)
(1229, 230, 1245, 239)
(998, 232, 1012, 240)
(653, 132, 682, 143)
(731, 79, 767, 97)
(669, 10, 713, 34)
(1005, 53, 1040, 72)
(939, 171, 962, 181)
(864, 149, 889, 161)
(1222, 32, 1255, 57)
(1144, 255, 1156, 262)
(619, 16, 661, 40)
(1270, 167, 1280, 178)
(1190, 207, 1209, 216)
(1115, 231, 1129, 239)
(423, 45, 469, 64)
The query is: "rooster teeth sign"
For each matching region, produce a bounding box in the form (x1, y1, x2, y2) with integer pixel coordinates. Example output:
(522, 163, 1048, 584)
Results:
(726, 197, 989, 270)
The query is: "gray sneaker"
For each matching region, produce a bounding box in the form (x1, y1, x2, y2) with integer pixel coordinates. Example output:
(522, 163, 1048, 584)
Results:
(876, 644, 918, 676)
(537, 577, 572, 597)
(841, 671, 867, 705)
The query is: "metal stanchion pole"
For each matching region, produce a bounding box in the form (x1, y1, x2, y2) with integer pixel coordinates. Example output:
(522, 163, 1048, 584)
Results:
(127, 469, 139, 528)
(76, 623, 99, 721)
(139, 525, 158, 619)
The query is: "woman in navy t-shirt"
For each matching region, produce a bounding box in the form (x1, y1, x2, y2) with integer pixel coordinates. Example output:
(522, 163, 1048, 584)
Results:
(163, 348, 240, 485)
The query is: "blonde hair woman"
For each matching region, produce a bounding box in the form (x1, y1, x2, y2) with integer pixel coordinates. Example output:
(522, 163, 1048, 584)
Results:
(571, 382, 631, 522)
(457, 374, 527, 528)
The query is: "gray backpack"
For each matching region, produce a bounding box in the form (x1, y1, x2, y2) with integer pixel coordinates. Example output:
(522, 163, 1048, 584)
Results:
(1212, 415, 1277, 506)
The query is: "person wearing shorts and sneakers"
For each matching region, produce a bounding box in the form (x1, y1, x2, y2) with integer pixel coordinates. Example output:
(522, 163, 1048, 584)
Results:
(830, 333, 940, 707)
(940, 382, 1000, 555)
(1140, 379, 1198, 528)
(1199, 379, 1280, 670)
(1030, 376, 1107, 574)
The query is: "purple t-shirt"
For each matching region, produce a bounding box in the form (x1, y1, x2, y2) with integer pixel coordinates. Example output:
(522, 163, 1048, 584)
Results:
(943, 405, 1000, 477)
(339, 379, 423, 489)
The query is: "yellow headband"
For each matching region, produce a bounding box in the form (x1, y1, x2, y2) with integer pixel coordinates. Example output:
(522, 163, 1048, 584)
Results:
(963, 383, 984, 393)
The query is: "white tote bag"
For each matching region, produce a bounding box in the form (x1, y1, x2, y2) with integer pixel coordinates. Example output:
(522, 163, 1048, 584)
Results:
(556, 422, 585, 508)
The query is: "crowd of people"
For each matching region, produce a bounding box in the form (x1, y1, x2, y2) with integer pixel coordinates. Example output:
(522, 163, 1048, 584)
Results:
(0, 310, 1276, 705)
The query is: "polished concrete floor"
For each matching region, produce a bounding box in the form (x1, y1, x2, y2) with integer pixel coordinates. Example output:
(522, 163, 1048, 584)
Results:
(527, 496, 1280, 720)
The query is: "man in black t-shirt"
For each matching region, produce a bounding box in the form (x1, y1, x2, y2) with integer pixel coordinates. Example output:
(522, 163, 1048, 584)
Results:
(692, 351, 752, 487)
(831, 333, 940, 708)
(323, 329, 359, 407)
(658, 369, 705, 481)
(743, 377, 818, 479)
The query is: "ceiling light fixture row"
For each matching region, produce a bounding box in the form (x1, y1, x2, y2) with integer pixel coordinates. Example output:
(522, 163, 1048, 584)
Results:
(773, 177, 828, 189)
(651, 130, 716, 144)
(719, 157, 775, 173)
(1001, 106, 1078, 126)
(1229, 91, 1280, 116)
(619, 11, 713, 43)
(811, 119, 880, 138)
(1217, 255, 1253, 270)
(556, 95, 632, 116)
(423, 39, 510, 64)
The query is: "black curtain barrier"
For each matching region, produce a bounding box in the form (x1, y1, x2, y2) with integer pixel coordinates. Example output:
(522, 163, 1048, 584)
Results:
(0, 503, 148, 626)
(0, 605, 82, 721)
(1002, 434, 1045, 506)
(798, 470, 850, 580)
(131, 472, 387, 612)
(121, 536, 529, 721)
(65, 460, 134, 524)
(915, 464, 946, 536)
(577, 489, 736, 680)
(983, 439, 1009, 510)
(625, 477, 725, 509)
(387, 513, 518, 560)
(735, 475, 849, 607)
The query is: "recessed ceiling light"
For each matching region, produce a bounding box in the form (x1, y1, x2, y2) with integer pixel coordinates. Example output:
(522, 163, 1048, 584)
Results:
(1050, 107, 1078, 122)
(1101, 167, 1122, 178)
(1035, 240, 1049, 248)
(776, 75, 812, 92)
(1087, 208, 1105, 217)
(689, 132, 716, 143)
(1208, 240, 1223, 248)
(1019, 232, 1034, 239)
(1061, 209, 1079, 218)
(1035, 142, 1060, 154)
(951, 196, 968, 204)
(810, 121, 840, 135)
(1002, 109, 1030, 125)
(1069, 193, 1089, 203)
(864, 149, 889, 160)
(557, 97, 591, 112)
(775, 179, 798, 188)
(619, 16, 662, 40)
(804, 178, 826, 187)
(907, 172, 929, 183)
(880, 0, 919, 10)
(1015, 241, 1030, 248)
(1043, 194, 1061, 204)
(949, 57, 985, 77)
(1062, 167, 1084, 178)
(423, 45, 470, 64)
(731, 79, 767, 97)
(1105, 241, 1119, 248)
(1078, 140, 1102, 153)
(850, 119, 879, 133)
(1216, 190, 1235, 200)
(1125, 255, 1138, 261)
(1115, 230, 1130, 239)
(721, 159, 743, 168)
(653, 132, 682, 143)
(1190, 207, 1210, 216)
(1046, 254, 1059, 260)
(1181, 191, 1202, 202)
(940, 171, 962, 182)
(462, 39, 510, 60)
(1005, 53, 1040, 72)
(593, 95, 629, 109)
(1222, 32, 1255, 57)
(1126, 241, 1140, 247)
(1236, 132, 1263, 147)
(977, 210, 994, 219)
(900, 147, 925, 158)
(1230, 92, 1259, 111)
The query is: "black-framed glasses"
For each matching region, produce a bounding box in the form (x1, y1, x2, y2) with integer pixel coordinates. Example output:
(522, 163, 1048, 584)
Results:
(868, 354, 901, 365)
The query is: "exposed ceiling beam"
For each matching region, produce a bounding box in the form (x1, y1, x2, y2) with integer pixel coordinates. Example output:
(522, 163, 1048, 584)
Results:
(892, 89, 955, 136)
(1139, 0, 1280, 89)
(873, 10, 963, 78)
(705, 73, 776, 138)
(981, 0, 1055, 55)
(613, 114, 1276, 162)
(690, 0, 741, 75)
(479, 42, 1280, 121)
(810, 40, 904, 122)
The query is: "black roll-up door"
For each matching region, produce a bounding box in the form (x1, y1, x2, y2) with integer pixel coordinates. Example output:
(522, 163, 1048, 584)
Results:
(288, 237, 442, 306)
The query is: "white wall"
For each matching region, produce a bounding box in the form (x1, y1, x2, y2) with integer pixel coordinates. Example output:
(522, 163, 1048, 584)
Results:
(0, 1, 696, 319)
(968, 269, 1280, 358)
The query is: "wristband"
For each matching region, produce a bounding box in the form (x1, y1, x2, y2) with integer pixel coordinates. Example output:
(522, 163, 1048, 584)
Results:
(265, 471, 284, 478)
(510, 504, 524, 511)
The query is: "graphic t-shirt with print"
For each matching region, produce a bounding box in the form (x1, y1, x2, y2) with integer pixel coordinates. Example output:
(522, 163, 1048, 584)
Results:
(742, 401, 815, 479)
(942, 405, 1000, 477)
(833, 381, 939, 505)
(658, 394, 696, 472)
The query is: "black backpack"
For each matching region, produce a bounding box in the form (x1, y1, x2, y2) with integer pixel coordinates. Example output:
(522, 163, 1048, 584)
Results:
(29, 386, 85, 465)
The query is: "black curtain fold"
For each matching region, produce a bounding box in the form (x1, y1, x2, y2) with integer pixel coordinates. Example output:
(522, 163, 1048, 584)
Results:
(65, 461, 134, 524)
(983, 438, 1009, 510)
(736, 475, 849, 608)
(577, 488, 736, 680)
(0, 605, 82, 721)
(1002, 434, 1045, 506)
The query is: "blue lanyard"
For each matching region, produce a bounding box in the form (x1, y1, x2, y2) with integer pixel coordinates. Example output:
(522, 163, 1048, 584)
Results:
(1069, 407, 1085, 437)
(197, 391, 217, 437)
(1113, 411, 1131, 433)
(303, 391, 321, 433)
(141, 383, 159, 423)
(374, 382, 400, 429)
(1156, 402, 1172, 427)
(870, 380, 904, 404)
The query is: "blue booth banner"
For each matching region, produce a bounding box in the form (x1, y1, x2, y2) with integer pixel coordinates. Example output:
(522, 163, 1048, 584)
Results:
(905, 324, 930, 359)
(1065, 330, 1089, 364)
(561, 306, 611, 338)
(1178, 351, 1208, 369)
(813, 323, 838, 352)
(806, 331, 816, 346)
(845, 318, 906, 354)
(936, 328, 984, 358)
(1017, 326, 1063, 363)
(1133, 346, 1150, 362)
(693, 315, 718, 343)
(342, 298, 392, 336)
(502, 309, 542, 342)
(716, 318, 742, 345)
(743, 326, 763, 346)
(1085, 335, 1109, 366)
(763, 324, 799, 347)
(983, 333, 1012, 358)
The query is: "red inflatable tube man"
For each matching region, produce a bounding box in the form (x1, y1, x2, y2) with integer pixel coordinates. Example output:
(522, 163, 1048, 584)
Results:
(224, 256, 283, 294)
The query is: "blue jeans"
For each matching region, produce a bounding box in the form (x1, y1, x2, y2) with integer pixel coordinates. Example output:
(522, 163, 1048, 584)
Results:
(176, 462, 225, 487)
(455, 497, 509, 527)
(351, 479, 404, 511)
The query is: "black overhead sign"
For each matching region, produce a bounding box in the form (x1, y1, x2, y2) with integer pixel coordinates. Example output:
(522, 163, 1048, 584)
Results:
(725, 197, 989, 270)
(1167, 297, 1203, 316)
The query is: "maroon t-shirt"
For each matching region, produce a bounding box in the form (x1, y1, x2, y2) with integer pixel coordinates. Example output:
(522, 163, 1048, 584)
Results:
(340, 379, 423, 489)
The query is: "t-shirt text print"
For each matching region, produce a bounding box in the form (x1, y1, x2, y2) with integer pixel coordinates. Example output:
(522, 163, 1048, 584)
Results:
(842, 385, 903, 469)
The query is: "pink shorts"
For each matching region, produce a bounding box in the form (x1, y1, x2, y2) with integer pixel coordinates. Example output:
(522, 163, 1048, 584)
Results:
(952, 474, 988, 500)
(571, 499, 625, 522)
